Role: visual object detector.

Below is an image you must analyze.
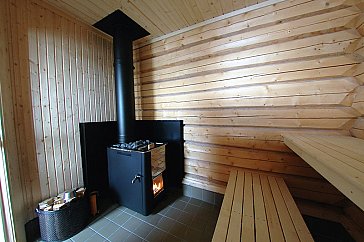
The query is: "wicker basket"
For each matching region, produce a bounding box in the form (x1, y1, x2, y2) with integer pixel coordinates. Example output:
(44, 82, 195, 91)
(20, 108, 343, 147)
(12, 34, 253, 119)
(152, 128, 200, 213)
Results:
(36, 198, 89, 241)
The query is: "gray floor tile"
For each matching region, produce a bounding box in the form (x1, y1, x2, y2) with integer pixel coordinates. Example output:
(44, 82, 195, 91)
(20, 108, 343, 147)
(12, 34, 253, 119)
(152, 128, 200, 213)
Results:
(171, 200, 187, 210)
(156, 216, 176, 232)
(124, 208, 137, 216)
(133, 211, 149, 221)
(204, 223, 215, 241)
(184, 203, 200, 215)
(145, 228, 168, 242)
(108, 227, 130, 242)
(200, 233, 213, 242)
(110, 212, 132, 226)
(168, 221, 187, 239)
(189, 187, 203, 200)
(202, 189, 215, 204)
(204, 221, 216, 235)
(189, 216, 206, 232)
(215, 194, 224, 207)
(124, 233, 144, 242)
(178, 196, 190, 203)
(122, 217, 143, 232)
(200, 201, 215, 211)
(189, 198, 203, 207)
(61, 195, 220, 242)
(164, 206, 182, 220)
(176, 210, 193, 225)
(105, 208, 123, 220)
(162, 233, 182, 242)
(183, 184, 191, 197)
(95, 220, 120, 238)
(118, 206, 127, 212)
(158, 206, 170, 216)
(85, 233, 107, 242)
(181, 227, 202, 242)
(71, 227, 97, 241)
(133, 222, 154, 239)
(89, 218, 110, 231)
(142, 213, 162, 225)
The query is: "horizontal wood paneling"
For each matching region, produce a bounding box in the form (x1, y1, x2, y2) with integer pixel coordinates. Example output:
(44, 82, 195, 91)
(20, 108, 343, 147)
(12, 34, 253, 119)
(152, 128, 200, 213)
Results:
(134, 0, 363, 205)
(351, 7, 364, 140)
(28, 0, 115, 199)
(351, 117, 364, 139)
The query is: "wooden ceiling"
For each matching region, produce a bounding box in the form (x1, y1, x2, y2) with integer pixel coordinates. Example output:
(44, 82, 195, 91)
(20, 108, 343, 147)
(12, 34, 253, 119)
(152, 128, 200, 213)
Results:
(46, 0, 267, 39)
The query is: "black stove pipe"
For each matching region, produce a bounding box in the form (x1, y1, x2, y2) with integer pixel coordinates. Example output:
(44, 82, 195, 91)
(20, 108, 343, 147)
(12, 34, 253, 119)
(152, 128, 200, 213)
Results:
(113, 30, 135, 143)
(93, 10, 149, 143)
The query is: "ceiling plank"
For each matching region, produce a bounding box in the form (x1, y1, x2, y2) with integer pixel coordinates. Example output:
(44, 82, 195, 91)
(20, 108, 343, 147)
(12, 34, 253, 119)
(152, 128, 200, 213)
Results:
(45, 0, 270, 39)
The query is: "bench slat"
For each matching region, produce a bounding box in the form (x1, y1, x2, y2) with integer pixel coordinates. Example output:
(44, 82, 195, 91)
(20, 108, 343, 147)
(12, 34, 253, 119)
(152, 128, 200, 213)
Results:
(227, 170, 244, 242)
(213, 170, 313, 241)
(260, 175, 285, 242)
(298, 136, 364, 172)
(314, 136, 364, 162)
(284, 134, 364, 211)
(242, 172, 255, 241)
(268, 176, 300, 242)
(277, 178, 314, 242)
(212, 170, 237, 242)
(252, 173, 270, 241)
(315, 135, 364, 157)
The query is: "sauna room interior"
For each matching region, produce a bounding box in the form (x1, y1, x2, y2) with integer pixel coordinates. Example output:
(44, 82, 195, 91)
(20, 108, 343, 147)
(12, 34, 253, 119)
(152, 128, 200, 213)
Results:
(1, 0, 364, 241)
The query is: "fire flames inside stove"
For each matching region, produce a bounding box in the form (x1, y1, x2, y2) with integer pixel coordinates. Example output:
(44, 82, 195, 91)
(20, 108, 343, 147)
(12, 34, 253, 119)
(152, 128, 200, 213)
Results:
(153, 174, 164, 196)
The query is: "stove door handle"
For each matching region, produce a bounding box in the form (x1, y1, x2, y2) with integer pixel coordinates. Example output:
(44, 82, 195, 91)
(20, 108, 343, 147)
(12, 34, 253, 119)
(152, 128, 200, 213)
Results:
(131, 174, 141, 184)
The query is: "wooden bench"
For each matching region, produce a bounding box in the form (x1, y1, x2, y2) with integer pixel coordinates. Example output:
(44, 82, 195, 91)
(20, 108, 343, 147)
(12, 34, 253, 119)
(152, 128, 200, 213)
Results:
(212, 170, 313, 242)
(283, 134, 364, 211)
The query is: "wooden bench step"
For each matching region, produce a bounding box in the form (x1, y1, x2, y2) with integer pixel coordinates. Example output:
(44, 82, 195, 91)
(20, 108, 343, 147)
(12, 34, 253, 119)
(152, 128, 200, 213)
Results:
(283, 134, 364, 211)
(212, 170, 313, 242)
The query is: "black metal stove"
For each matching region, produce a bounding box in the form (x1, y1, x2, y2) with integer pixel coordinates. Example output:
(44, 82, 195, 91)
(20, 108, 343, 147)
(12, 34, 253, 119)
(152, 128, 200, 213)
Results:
(93, 11, 169, 215)
(79, 120, 184, 216)
(107, 142, 166, 215)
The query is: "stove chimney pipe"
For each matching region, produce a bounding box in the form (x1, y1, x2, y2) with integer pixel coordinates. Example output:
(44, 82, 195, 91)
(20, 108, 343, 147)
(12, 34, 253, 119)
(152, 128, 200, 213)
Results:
(93, 10, 149, 144)
(113, 30, 135, 143)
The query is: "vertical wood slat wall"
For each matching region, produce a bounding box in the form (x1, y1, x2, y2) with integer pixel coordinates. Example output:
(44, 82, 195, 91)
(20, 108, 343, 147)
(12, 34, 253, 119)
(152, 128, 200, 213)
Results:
(133, 0, 364, 205)
(2, 0, 48, 234)
(28, 0, 115, 199)
(1, 0, 33, 239)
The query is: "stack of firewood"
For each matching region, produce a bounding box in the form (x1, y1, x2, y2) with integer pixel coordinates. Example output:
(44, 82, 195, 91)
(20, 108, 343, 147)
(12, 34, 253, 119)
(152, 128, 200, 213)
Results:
(38, 187, 86, 211)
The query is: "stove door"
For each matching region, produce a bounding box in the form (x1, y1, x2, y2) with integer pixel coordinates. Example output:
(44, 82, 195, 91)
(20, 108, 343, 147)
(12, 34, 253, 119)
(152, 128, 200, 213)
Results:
(108, 148, 143, 212)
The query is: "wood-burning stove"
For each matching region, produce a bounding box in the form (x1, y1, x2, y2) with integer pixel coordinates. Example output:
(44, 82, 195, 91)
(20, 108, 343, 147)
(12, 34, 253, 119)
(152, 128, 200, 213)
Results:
(92, 11, 181, 216)
(107, 143, 166, 215)
(79, 120, 184, 216)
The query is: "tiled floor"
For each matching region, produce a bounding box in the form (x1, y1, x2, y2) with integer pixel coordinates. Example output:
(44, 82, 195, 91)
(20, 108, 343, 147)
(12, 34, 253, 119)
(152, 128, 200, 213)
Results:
(56, 194, 220, 242)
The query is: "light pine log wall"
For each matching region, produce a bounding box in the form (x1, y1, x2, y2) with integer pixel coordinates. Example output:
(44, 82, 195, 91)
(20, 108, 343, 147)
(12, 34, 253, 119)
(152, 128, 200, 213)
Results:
(134, 0, 364, 206)
(28, 0, 115, 199)
(350, 11, 364, 139)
